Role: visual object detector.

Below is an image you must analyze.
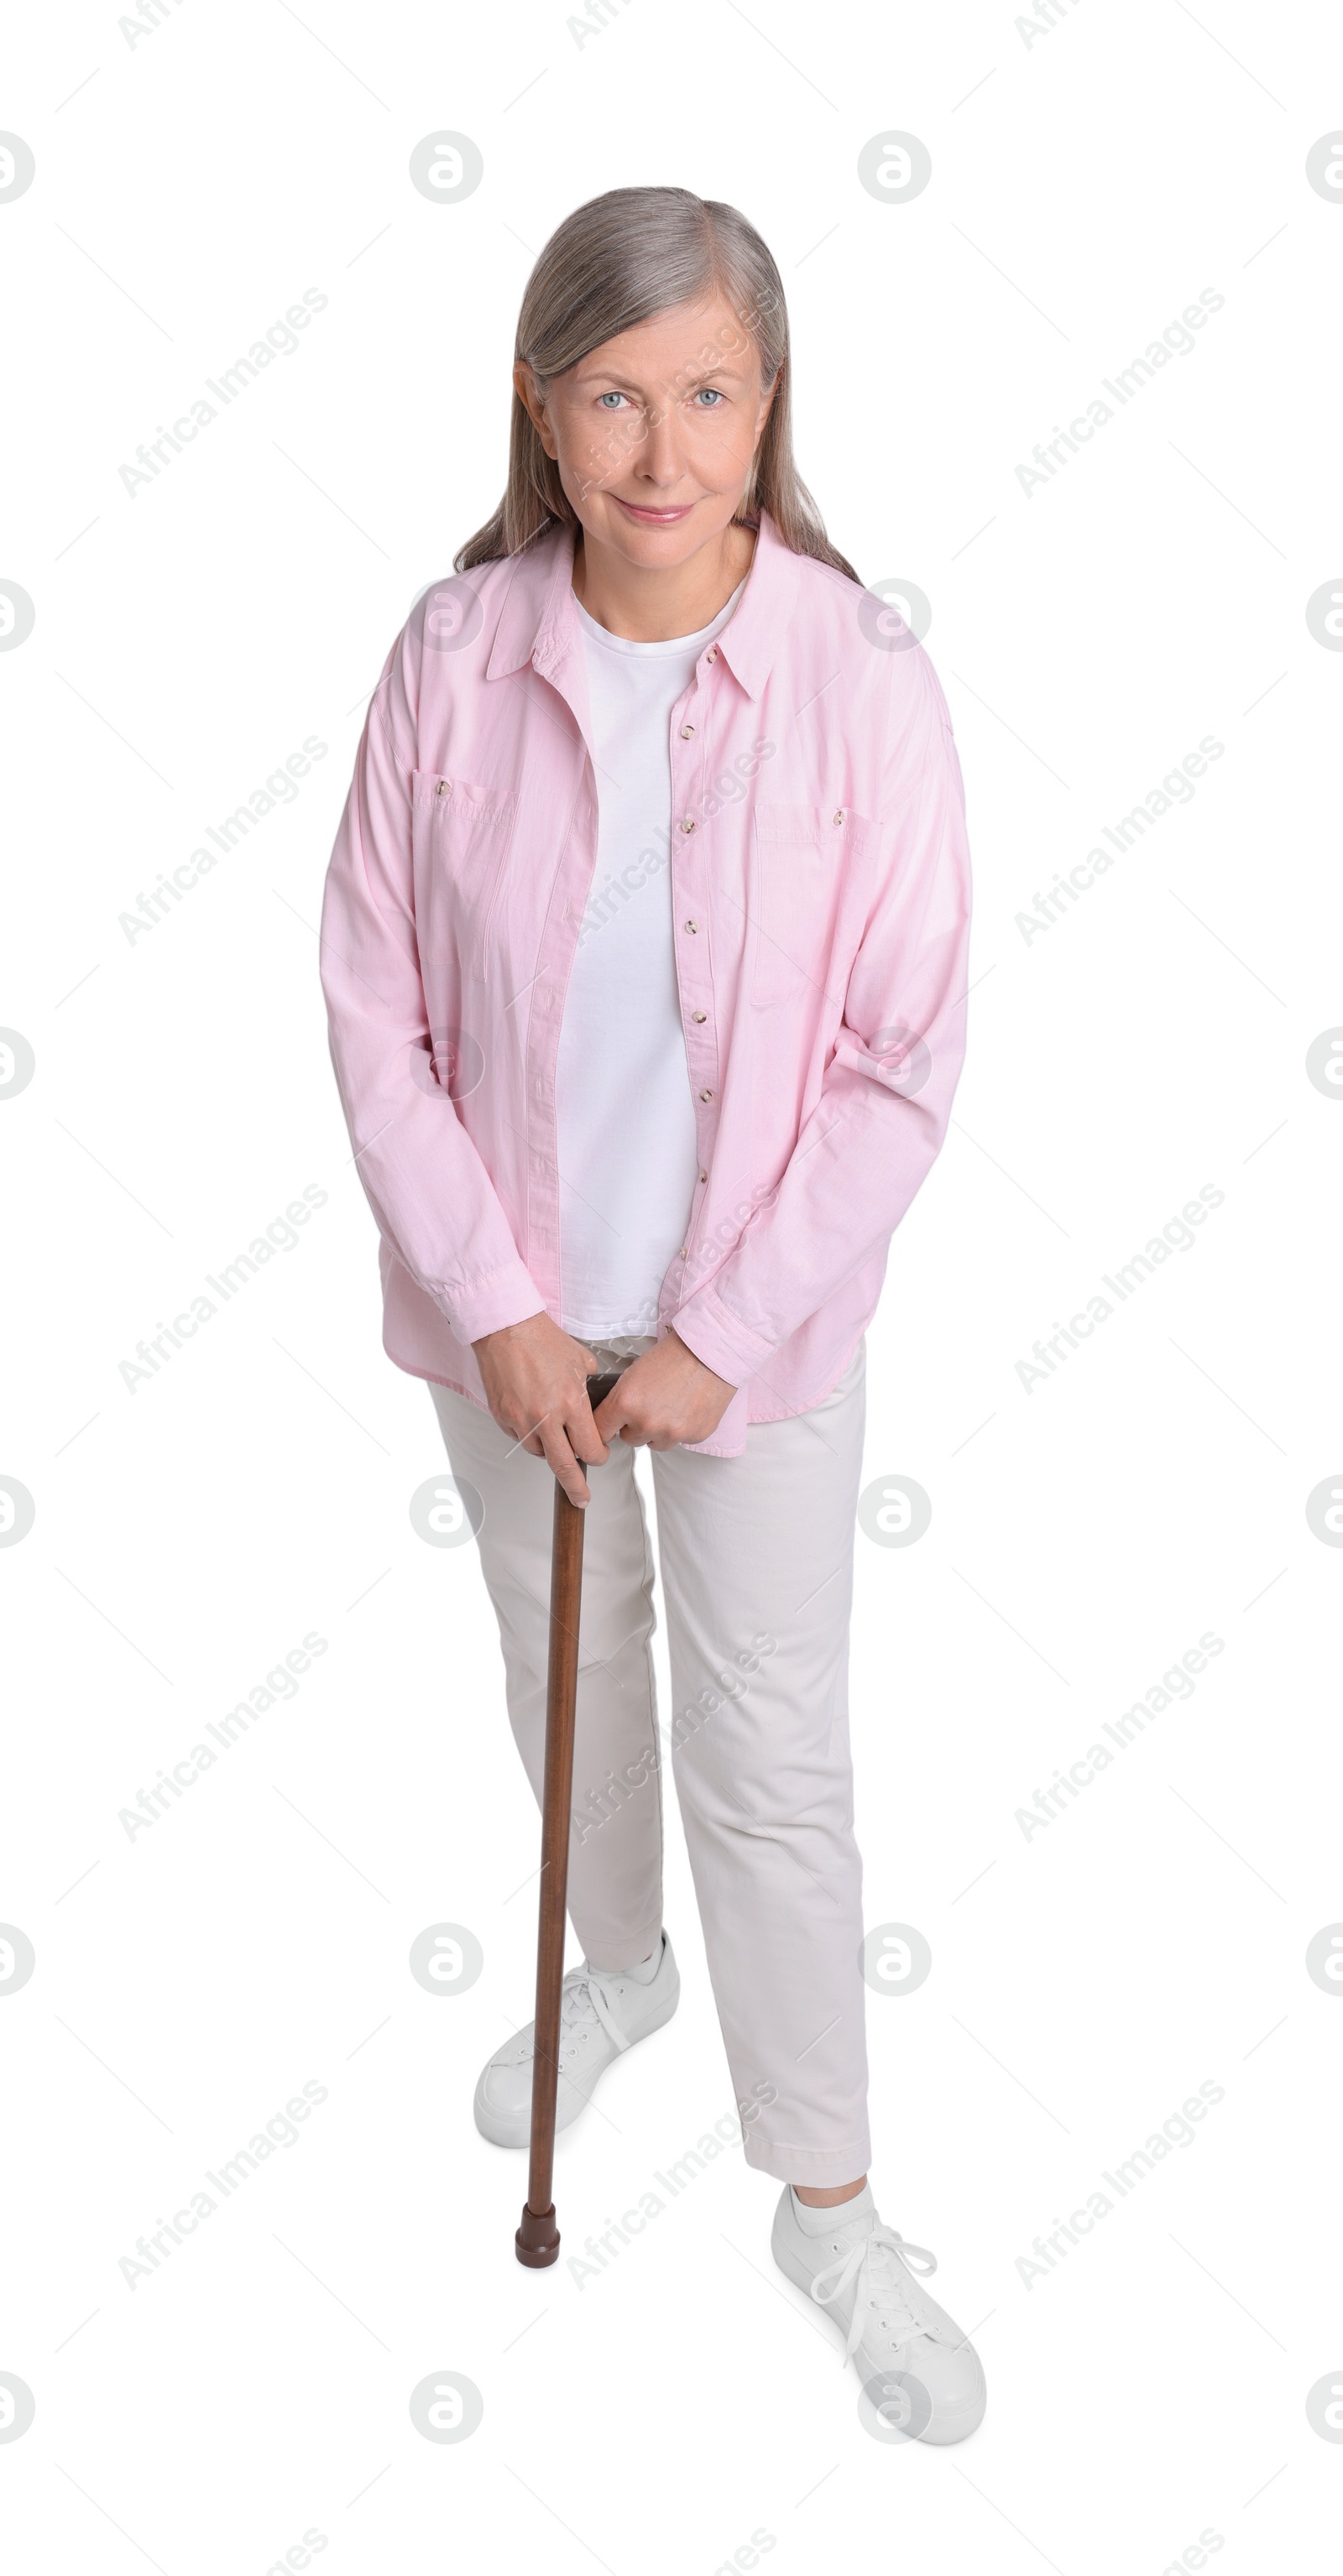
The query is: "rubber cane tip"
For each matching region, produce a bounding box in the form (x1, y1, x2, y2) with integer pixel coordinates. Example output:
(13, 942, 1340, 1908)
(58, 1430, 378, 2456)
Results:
(515, 2203, 560, 2266)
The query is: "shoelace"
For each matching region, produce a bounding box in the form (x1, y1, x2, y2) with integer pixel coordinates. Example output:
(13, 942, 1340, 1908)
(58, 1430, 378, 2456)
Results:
(555, 1967, 634, 2067)
(809, 2223, 939, 2364)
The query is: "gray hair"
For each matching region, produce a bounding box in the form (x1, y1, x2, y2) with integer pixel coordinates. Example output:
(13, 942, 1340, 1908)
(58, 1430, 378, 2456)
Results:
(454, 185, 858, 581)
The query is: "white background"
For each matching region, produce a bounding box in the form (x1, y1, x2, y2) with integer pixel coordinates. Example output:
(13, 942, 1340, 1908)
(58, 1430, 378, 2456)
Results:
(3, 3, 1341, 2570)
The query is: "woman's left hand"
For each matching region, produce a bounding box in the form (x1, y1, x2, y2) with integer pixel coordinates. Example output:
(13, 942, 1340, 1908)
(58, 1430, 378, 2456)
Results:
(593, 1331, 736, 1450)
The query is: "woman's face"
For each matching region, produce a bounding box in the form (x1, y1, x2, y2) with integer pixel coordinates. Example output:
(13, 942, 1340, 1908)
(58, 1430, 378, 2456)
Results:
(515, 291, 777, 570)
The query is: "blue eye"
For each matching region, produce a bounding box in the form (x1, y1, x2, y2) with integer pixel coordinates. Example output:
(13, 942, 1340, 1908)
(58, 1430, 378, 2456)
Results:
(694, 388, 724, 406)
(597, 391, 629, 409)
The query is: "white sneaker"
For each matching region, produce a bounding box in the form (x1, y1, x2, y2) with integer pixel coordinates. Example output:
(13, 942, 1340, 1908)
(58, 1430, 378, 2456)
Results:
(473, 1933, 679, 2147)
(772, 2185, 986, 2444)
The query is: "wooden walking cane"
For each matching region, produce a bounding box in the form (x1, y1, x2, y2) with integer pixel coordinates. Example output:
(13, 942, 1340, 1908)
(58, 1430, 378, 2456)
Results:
(515, 1369, 621, 2268)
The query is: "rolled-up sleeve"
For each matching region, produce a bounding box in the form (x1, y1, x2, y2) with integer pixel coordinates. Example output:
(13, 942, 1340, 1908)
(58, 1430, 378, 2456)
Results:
(318, 643, 545, 1348)
(672, 649, 971, 1386)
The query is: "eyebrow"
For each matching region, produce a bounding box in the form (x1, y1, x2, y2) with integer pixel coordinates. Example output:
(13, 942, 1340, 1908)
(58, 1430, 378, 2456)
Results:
(572, 359, 753, 394)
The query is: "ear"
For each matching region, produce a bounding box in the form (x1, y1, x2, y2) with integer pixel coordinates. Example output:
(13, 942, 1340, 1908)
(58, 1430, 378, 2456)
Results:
(755, 363, 781, 440)
(513, 360, 557, 457)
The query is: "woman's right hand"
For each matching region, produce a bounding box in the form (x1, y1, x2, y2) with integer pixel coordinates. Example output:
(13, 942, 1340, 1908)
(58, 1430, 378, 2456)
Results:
(472, 1311, 609, 1505)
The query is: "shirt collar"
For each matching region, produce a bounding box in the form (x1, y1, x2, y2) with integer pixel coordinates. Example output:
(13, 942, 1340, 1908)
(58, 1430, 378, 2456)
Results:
(484, 508, 793, 702)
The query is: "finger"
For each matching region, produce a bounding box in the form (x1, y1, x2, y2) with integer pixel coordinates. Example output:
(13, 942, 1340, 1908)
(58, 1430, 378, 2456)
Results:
(563, 1385, 609, 1468)
(499, 1410, 548, 1463)
(540, 1418, 590, 1506)
(591, 1384, 629, 1446)
(596, 1385, 651, 1449)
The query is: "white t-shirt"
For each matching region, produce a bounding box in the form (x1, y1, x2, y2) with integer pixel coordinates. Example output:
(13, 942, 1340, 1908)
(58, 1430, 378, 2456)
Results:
(556, 579, 746, 1340)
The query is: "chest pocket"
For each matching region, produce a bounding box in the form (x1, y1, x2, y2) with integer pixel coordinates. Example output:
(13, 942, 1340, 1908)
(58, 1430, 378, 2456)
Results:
(750, 803, 871, 1008)
(411, 772, 518, 983)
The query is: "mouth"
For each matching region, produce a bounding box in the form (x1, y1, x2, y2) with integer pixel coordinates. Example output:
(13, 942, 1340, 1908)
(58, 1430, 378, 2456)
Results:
(611, 497, 697, 524)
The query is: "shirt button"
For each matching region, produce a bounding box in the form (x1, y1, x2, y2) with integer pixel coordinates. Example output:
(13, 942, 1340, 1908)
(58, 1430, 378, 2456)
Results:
(684, 920, 698, 933)
(833, 809, 844, 827)
(699, 1087, 713, 1102)
(692, 1009, 707, 1022)
(680, 723, 695, 739)
(680, 817, 697, 833)
(698, 1168, 708, 1182)
(705, 647, 718, 663)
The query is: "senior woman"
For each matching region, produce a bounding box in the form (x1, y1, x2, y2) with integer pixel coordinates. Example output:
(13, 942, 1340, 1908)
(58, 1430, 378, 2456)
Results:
(320, 184, 980, 2440)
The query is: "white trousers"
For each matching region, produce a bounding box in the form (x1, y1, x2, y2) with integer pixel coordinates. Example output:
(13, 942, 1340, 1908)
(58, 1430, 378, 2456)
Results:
(430, 1338, 870, 2185)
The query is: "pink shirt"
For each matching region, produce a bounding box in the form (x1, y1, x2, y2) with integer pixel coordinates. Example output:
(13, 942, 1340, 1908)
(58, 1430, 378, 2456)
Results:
(319, 508, 971, 1456)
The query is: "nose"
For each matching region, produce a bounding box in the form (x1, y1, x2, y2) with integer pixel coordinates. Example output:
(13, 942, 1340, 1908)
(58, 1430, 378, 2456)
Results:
(630, 397, 688, 493)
